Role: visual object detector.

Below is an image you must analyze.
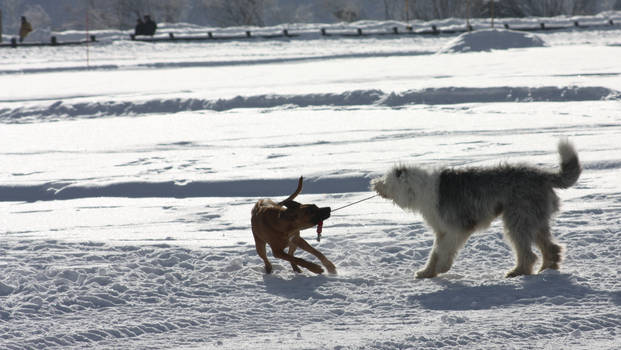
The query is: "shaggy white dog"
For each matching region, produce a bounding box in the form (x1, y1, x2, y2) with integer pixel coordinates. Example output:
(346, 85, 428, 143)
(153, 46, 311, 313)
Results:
(371, 140, 581, 278)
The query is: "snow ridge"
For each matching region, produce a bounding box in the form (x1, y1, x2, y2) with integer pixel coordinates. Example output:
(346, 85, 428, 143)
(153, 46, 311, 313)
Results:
(2, 86, 618, 123)
(2, 159, 619, 202)
(0, 176, 372, 202)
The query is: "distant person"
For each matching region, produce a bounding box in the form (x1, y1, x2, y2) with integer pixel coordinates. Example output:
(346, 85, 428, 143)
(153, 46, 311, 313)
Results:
(134, 17, 145, 36)
(143, 15, 157, 36)
(19, 16, 32, 42)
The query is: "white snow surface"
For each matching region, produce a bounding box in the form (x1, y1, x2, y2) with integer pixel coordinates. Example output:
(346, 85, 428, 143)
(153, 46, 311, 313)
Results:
(438, 28, 546, 53)
(1, 16, 621, 349)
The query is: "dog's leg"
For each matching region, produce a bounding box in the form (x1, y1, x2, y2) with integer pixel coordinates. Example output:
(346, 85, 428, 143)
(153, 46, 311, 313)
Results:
(288, 243, 303, 273)
(416, 249, 439, 279)
(292, 236, 336, 274)
(536, 226, 562, 272)
(503, 220, 538, 278)
(253, 233, 273, 274)
(416, 230, 467, 279)
(505, 242, 537, 278)
(271, 248, 324, 274)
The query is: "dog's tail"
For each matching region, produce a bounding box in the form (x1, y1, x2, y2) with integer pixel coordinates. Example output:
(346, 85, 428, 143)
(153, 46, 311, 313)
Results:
(278, 176, 303, 206)
(550, 140, 581, 189)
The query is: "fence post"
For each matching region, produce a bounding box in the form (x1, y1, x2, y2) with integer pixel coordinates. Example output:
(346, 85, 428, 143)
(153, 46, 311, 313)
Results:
(169, 33, 175, 40)
(504, 23, 509, 29)
(574, 21, 579, 27)
(540, 23, 545, 30)
(321, 28, 326, 36)
(490, 0, 495, 28)
(246, 31, 251, 37)
(208, 31, 213, 38)
(283, 29, 289, 37)
(51, 36, 57, 45)
(130, 34, 135, 40)
(431, 25, 438, 34)
(392, 27, 398, 34)
(357, 28, 362, 35)
(11, 37, 17, 48)
(609, 19, 614, 26)
(90, 35, 96, 42)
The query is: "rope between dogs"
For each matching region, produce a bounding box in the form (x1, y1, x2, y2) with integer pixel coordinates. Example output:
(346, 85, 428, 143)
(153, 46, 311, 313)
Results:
(331, 194, 378, 212)
(317, 194, 378, 242)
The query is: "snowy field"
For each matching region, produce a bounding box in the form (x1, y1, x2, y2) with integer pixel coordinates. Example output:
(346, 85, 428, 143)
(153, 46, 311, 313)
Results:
(1, 15, 621, 349)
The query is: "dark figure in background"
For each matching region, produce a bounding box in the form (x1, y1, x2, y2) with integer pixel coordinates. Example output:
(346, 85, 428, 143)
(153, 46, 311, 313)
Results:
(19, 16, 32, 42)
(143, 15, 157, 36)
(134, 18, 145, 36)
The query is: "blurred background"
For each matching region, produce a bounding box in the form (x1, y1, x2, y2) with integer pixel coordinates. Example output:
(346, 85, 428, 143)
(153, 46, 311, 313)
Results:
(1, 0, 620, 33)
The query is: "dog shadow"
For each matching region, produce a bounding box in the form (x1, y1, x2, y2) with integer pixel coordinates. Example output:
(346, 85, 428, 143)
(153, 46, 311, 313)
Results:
(262, 272, 333, 300)
(408, 272, 612, 311)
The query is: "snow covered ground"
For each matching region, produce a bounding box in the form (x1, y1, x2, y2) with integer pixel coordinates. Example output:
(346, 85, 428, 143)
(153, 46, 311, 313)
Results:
(1, 15, 620, 349)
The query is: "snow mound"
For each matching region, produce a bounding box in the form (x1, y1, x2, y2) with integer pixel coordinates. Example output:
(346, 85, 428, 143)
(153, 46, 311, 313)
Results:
(439, 28, 546, 53)
(3, 86, 618, 123)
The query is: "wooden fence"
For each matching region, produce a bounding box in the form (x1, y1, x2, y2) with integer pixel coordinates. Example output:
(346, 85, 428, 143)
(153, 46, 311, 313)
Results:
(130, 19, 616, 43)
(0, 19, 616, 48)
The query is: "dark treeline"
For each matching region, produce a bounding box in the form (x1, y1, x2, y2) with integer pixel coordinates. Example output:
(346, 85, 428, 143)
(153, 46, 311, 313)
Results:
(1, 0, 620, 32)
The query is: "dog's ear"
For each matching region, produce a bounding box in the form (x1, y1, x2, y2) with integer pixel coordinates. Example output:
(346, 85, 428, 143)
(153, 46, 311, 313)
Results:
(281, 200, 300, 209)
(394, 167, 404, 178)
(279, 204, 299, 221)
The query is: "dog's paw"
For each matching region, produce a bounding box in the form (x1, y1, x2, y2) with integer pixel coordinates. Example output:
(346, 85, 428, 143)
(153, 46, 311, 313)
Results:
(505, 268, 532, 278)
(307, 264, 324, 274)
(265, 264, 273, 274)
(505, 270, 524, 278)
(415, 269, 436, 279)
(324, 261, 337, 274)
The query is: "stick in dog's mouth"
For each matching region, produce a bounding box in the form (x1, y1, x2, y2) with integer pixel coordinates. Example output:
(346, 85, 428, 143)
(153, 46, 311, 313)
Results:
(316, 207, 330, 242)
(316, 221, 323, 242)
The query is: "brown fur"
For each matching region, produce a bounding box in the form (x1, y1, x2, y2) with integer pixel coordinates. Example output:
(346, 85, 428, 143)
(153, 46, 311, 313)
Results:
(251, 177, 336, 274)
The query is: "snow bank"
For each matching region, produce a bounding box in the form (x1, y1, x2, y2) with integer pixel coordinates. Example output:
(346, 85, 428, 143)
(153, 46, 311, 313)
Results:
(0, 50, 433, 75)
(0, 176, 371, 202)
(2, 86, 618, 123)
(439, 28, 546, 53)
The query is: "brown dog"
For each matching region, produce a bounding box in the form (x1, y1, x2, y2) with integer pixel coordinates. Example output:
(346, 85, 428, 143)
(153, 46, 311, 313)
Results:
(251, 177, 336, 274)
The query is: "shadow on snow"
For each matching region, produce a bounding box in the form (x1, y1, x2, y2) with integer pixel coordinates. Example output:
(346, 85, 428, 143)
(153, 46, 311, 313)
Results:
(408, 272, 614, 310)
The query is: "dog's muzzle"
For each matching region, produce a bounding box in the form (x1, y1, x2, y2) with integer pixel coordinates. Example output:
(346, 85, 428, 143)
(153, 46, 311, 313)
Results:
(372, 178, 389, 199)
(316, 207, 331, 223)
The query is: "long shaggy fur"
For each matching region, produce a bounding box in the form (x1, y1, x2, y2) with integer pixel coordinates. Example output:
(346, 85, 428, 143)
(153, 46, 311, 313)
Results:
(371, 140, 581, 278)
